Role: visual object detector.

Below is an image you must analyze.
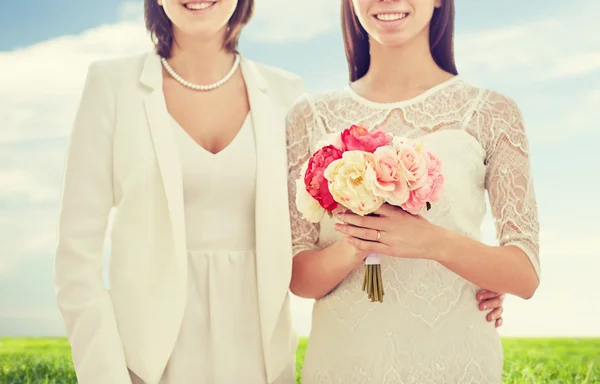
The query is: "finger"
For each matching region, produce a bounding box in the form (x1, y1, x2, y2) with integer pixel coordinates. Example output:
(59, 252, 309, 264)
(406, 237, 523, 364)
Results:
(336, 211, 383, 230)
(476, 289, 504, 301)
(477, 289, 500, 301)
(479, 297, 503, 311)
(486, 307, 504, 322)
(495, 317, 503, 328)
(331, 206, 346, 215)
(335, 223, 382, 243)
(374, 203, 403, 217)
(345, 235, 389, 255)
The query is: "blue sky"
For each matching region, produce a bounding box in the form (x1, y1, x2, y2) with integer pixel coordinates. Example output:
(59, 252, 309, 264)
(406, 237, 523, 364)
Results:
(1, 0, 599, 337)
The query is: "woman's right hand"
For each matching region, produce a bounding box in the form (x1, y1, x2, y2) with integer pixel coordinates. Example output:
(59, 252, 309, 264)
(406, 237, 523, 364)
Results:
(290, 208, 368, 299)
(338, 236, 369, 269)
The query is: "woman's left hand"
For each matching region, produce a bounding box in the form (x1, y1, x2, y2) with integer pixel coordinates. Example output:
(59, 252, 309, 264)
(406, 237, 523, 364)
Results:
(334, 203, 445, 260)
(477, 289, 505, 328)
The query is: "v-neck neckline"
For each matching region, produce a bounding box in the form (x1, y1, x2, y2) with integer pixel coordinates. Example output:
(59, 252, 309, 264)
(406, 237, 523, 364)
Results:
(170, 112, 252, 157)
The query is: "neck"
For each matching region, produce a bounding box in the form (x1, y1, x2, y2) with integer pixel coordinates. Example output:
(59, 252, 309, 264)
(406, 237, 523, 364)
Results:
(365, 32, 446, 91)
(166, 28, 236, 84)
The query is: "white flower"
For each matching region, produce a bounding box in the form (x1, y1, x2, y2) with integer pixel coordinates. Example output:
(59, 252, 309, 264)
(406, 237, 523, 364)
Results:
(295, 178, 325, 223)
(324, 151, 384, 216)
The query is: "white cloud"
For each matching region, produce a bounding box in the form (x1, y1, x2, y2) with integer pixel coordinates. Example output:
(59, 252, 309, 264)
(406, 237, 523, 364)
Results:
(546, 52, 600, 80)
(246, 0, 338, 42)
(0, 170, 59, 202)
(0, 22, 151, 143)
(540, 233, 600, 257)
(119, 1, 144, 22)
(0, 23, 150, 99)
(0, 259, 8, 277)
(456, 13, 600, 82)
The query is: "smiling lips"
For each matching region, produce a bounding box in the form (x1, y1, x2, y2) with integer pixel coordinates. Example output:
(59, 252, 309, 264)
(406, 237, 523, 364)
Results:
(374, 13, 409, 21)
(184, 1, 216, 11)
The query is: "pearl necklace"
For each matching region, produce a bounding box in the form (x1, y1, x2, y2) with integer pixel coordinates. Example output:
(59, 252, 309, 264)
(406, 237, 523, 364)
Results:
(160, 54, 240, 91)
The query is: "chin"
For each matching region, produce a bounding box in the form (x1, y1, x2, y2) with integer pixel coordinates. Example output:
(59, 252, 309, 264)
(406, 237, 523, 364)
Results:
(372, 32, 417, 47)
(185, 24, 223, 37)
(176, 22, 227, 42)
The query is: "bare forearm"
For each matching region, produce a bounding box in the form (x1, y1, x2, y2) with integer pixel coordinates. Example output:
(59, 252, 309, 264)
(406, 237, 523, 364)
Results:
(435, 230, 539, 299)
(290, 241, 360, 299)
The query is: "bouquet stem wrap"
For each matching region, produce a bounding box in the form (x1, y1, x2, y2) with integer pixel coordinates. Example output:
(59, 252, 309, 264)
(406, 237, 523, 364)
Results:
(362, 253, 384, 303)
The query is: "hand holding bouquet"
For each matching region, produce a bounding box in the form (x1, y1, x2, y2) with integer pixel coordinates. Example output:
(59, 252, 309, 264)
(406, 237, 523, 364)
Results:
(295, 125, 444, 302)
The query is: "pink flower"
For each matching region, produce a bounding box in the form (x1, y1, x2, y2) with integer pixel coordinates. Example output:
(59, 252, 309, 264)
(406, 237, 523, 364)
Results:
(424, 150, 442, 177)
(401, 194, 427, 215)
(428, 173, 445, 203)
(370, 146, 410, 205)
(402, 174, 445, 214)
(423, 151, 444, 203)
(304, 145, 343, 211)
(341, 125, 392, 153)
(317, 132, 344, 151)
(395, 141, 428, 190)
(401, 151, 445, 214)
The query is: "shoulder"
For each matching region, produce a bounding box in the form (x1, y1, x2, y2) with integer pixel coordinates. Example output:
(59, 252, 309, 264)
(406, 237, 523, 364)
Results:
(251, 60, 303, 85)
(456, 79, 523, 120)
(85, 52, 149, 86)
(287, 89, 349, 119)
(451, 78, 525, 131)
(477, 89, 526, 135)
(461, 83, 529, 152)
(480, 89, 522, 115)
(248, 59, 304, 107)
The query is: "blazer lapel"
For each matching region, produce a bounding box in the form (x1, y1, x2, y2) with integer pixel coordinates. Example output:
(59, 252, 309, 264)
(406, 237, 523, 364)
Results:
(139, 53, 187, 268)
(241, 58, 294, 355)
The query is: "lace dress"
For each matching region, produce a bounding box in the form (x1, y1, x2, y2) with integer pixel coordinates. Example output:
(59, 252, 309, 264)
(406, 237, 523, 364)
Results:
(286, 77, 540, 384)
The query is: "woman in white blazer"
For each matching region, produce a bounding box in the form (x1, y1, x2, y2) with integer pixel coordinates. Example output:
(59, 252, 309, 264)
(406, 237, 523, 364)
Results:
(54, 1, 301, 383)
(54, 0, 506, 383)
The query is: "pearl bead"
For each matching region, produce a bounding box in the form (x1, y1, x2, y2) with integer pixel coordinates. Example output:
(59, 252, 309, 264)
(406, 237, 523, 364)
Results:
(160, 54, 241, 92)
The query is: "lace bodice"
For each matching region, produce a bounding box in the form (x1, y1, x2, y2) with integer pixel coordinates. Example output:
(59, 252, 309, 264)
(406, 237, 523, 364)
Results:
(285, 77, 540, 383)
(286, 77, 540, 277)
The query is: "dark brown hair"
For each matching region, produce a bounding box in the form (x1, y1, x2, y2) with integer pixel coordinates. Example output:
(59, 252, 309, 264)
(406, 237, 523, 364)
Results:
(145, 0, 254, 58)
(341, 0, 457, 82)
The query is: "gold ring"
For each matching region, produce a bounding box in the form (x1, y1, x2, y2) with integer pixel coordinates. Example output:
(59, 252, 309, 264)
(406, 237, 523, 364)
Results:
(376, 230, 381, 242)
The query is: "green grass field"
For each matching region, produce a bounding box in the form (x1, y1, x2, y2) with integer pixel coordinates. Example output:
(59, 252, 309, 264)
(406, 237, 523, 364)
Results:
(1, 338, 598, 383)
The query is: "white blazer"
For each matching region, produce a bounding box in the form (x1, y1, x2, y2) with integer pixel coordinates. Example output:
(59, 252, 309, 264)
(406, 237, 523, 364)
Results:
(54, 52, 304, 384)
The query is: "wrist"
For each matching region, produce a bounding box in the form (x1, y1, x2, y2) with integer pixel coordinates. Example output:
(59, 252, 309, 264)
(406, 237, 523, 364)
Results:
(336, 238, 365, 269)
(428, 226, 457, 263)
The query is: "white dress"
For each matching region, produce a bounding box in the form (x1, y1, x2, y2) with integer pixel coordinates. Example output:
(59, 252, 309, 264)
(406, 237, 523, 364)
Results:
(286, 77, 540, 383)
(159, 112, 268, 384)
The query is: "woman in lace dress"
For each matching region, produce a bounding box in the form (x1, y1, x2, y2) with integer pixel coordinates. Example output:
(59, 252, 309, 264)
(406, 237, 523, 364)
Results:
(286, 0, 540, 383)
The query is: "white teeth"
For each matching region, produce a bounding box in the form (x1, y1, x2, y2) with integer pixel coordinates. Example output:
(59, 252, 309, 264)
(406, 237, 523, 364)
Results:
(375, 13, 408, 21)
(185, 2, 214, 10)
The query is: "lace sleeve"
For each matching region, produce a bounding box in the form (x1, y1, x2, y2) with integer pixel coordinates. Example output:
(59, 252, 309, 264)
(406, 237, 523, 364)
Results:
(286, 96, 321, 257)
(479, 91, 541, 278)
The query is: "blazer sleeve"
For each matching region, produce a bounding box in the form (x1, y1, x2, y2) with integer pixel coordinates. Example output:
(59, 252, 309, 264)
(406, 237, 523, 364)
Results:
(54, 62, 131, 384)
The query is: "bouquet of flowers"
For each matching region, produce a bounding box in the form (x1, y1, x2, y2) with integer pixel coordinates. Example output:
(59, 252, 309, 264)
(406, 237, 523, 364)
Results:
(295, 125, 444, 302)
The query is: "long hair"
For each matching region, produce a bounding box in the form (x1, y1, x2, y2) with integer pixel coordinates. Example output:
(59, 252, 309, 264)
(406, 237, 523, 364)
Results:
(341, 0, 457, 82)
(145, 0, 255, 58)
